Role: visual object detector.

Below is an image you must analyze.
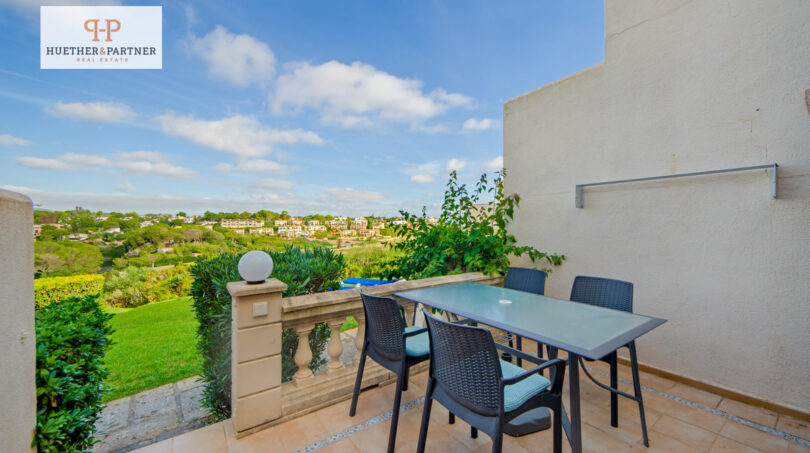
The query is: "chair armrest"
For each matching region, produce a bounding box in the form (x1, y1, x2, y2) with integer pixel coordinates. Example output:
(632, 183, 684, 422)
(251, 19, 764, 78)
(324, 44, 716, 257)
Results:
(403, 327, 427, 338)
(450, 318, 477, 326)
(501, 358, 567, 394)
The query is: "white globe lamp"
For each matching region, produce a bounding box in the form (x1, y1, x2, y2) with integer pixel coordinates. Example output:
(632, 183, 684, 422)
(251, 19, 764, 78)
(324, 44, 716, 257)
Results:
(238, 251, 274, 284)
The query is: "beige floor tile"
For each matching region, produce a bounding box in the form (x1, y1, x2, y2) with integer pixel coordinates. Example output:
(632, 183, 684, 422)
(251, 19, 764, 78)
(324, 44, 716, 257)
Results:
(580, 422, 634, 453)
(584, 398, 661, 447)
(637, 371, 678, 392)
(314, 397, 357, 434)
(643, 392, 726, 433)
(652, 415, 717, 451)
(777, 415, 810, 441)
(788, 440, 810, 453)
(275, 411, 330, 452)
(717, 399, 779, 429)
(131, 438, 172, 453)
(172, 421, 228, 453)
(719, 420, 788, 452)
(668, 384, 724, 409)
(378, 378, 426, 404)
(231, 426, 284, 453)
(710, 435, 764, 453)
(630, 431, 703, 453)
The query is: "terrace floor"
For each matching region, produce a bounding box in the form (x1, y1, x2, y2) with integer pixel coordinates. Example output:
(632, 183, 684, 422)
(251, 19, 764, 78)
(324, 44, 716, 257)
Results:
(131, 350, 810, 453)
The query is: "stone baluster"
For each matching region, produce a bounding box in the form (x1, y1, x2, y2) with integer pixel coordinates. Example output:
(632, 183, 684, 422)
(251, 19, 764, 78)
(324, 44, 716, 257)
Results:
(354, 315, 366, 355)
(326, 320, 344, 374)
(293, 326, 314, 385)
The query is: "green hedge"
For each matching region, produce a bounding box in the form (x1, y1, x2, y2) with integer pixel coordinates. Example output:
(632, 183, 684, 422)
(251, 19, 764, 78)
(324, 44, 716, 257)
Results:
(100, 266, 192, 308)
(190, 247, 346, 420)
(33, 295, 113, 452)
(34, 274, 104, 310)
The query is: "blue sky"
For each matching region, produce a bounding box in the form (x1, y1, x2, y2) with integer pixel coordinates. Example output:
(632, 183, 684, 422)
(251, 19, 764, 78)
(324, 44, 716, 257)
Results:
(0, 0, 604, 216)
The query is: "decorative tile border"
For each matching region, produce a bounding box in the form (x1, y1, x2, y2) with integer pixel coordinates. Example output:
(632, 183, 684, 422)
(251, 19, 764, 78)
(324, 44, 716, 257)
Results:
(289, 396, 425, 453)
(290, 369, 810, 452)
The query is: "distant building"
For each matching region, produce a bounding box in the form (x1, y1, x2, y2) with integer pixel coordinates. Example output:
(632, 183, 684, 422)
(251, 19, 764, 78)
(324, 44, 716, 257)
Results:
(306, 220, 320, 226)
(221, 218, 264, 229)
(372, 222, 385, 230)
(249, 228, 275, 236)
(67, 233, 88, 241)
(326, 220, 346, 229)
(360, 228, 380, 237)
(274, 219, 287, 227)
(304, 225, 326, 232)
(339, 229, 357, 237)
(350, 218, 368, 230)
(33, 225, 42, 238)
(391, 219, 408, 225)
(140, 220, 154, 228)
(105, 227, 121, 234)
(290, 218, 303, 226)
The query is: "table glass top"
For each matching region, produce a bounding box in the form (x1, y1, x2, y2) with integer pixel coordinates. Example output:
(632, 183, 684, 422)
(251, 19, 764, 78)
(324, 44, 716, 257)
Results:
(395, 282, 665, 359)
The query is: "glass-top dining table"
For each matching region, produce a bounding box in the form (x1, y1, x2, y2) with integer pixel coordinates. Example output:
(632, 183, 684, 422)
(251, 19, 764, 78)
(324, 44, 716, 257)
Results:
(395, 281, 666, 453)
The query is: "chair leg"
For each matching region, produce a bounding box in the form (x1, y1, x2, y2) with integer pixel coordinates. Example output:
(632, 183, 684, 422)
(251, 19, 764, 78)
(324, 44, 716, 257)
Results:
(516, 335, 523, 367)
(553, 402, 562, 453)
(491, 430, 503, 453)
(402, 366, 409, 392)
(349, 344, 368, 417)
(449, 412, 455, 424)
(416, 379, 434, 453)
(629, 342, 649, 447)
(387, 364, 407, 453)
(610, 355, 618, 428)
(471, 426, 478, 438)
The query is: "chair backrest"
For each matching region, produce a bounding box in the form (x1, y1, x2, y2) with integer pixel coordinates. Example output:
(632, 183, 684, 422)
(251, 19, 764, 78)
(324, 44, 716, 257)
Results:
(570, 276, 633, 313)
(360, 293, 407, 361)
(503, 267, 546, 295)
(424, 315, 502, 417)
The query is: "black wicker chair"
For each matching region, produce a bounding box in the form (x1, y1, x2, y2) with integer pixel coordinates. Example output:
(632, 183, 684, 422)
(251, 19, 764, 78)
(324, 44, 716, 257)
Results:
(418, 315, 566, 453)
(499, 267, 547, 366)
(349, 293, 430, 453)
(568, 276, 649, 447)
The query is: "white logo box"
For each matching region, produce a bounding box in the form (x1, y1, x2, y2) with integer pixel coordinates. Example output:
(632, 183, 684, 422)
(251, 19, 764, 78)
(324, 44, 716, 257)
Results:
(41, 6, 162, 69)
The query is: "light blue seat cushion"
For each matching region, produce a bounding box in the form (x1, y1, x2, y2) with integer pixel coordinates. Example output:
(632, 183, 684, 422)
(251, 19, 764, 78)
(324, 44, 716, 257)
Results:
(404, 325, 430, 357)
(500, 360, 551, 412)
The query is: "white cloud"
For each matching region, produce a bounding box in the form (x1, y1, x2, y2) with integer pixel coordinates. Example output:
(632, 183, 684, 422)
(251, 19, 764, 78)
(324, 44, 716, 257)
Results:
(248, 178, 293, 191)
(157, 112, 323, 157)
(0, 133, 30, 146)
(446, 158, 467, 173)
(462, 117, 499, 132)
(214, 157, 285, 173)
(186, 26, 276, 87)
(270, 60, 472, 128)
(325, 187, 387, 202)
(14, 151, 196, 179)
(406, 161, 441, 184)
(484, 156, 504, 172)
(47, 101, 136, 123)
(118, 161, 196, 179)
(14, 156, 72, 171)
(115, 180, 133, 193)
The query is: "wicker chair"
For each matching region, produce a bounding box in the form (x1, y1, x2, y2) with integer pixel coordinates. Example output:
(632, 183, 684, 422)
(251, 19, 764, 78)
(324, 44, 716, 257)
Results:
(350, 293, 430, 453)
(418, 315, 566, 453)
(500, 267, 547, 366)
(569, 276, 649, 447)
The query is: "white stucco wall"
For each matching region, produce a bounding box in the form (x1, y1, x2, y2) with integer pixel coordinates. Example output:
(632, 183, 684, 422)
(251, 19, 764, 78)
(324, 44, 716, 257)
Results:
(504, 0, 810, 413)
(0, 189, 36, 451)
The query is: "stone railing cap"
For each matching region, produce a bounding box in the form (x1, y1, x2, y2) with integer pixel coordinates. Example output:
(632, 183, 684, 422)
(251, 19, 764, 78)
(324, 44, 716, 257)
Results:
(227, 279, 288, 297)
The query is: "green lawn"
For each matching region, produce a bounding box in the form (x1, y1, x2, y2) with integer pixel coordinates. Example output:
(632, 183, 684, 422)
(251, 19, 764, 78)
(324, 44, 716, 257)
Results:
(103, 297, 201, 401)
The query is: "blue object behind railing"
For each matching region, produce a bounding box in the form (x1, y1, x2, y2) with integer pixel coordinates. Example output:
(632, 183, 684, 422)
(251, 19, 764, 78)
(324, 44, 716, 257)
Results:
(340, 278, 397, 289)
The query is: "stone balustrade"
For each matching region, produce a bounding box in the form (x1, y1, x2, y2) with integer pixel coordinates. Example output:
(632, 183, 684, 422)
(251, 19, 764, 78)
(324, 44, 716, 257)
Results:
(229, 271, 502, 438)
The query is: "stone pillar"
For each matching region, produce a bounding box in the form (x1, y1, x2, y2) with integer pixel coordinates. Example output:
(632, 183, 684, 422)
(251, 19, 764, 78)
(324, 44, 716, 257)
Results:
(0, 189, 35, 453)
(228, 279, 287, 436)
(326, 320, 344, 374)
(293, 326, 314, 384)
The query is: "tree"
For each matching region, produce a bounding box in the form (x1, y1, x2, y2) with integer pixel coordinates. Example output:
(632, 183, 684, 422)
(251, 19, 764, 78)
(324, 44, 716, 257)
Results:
(386, 170, 564, 280)
(37, 225, 64, 241)
(34, 241, 103, 276)
(177, 211, 187, 217)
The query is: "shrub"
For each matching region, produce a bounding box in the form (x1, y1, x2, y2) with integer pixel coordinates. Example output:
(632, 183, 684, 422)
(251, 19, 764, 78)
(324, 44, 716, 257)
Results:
(101, 266, 192, 308)
(34, 274, 104, 310)
(33, 295, 113, 452)
(190, 247, 346, 420)
(387, 170, 565, 279)
(34, 241, 103, 277)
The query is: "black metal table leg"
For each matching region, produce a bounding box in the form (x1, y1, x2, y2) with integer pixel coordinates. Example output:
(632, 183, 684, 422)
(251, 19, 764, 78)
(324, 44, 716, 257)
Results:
(568, 352, 583, 453)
